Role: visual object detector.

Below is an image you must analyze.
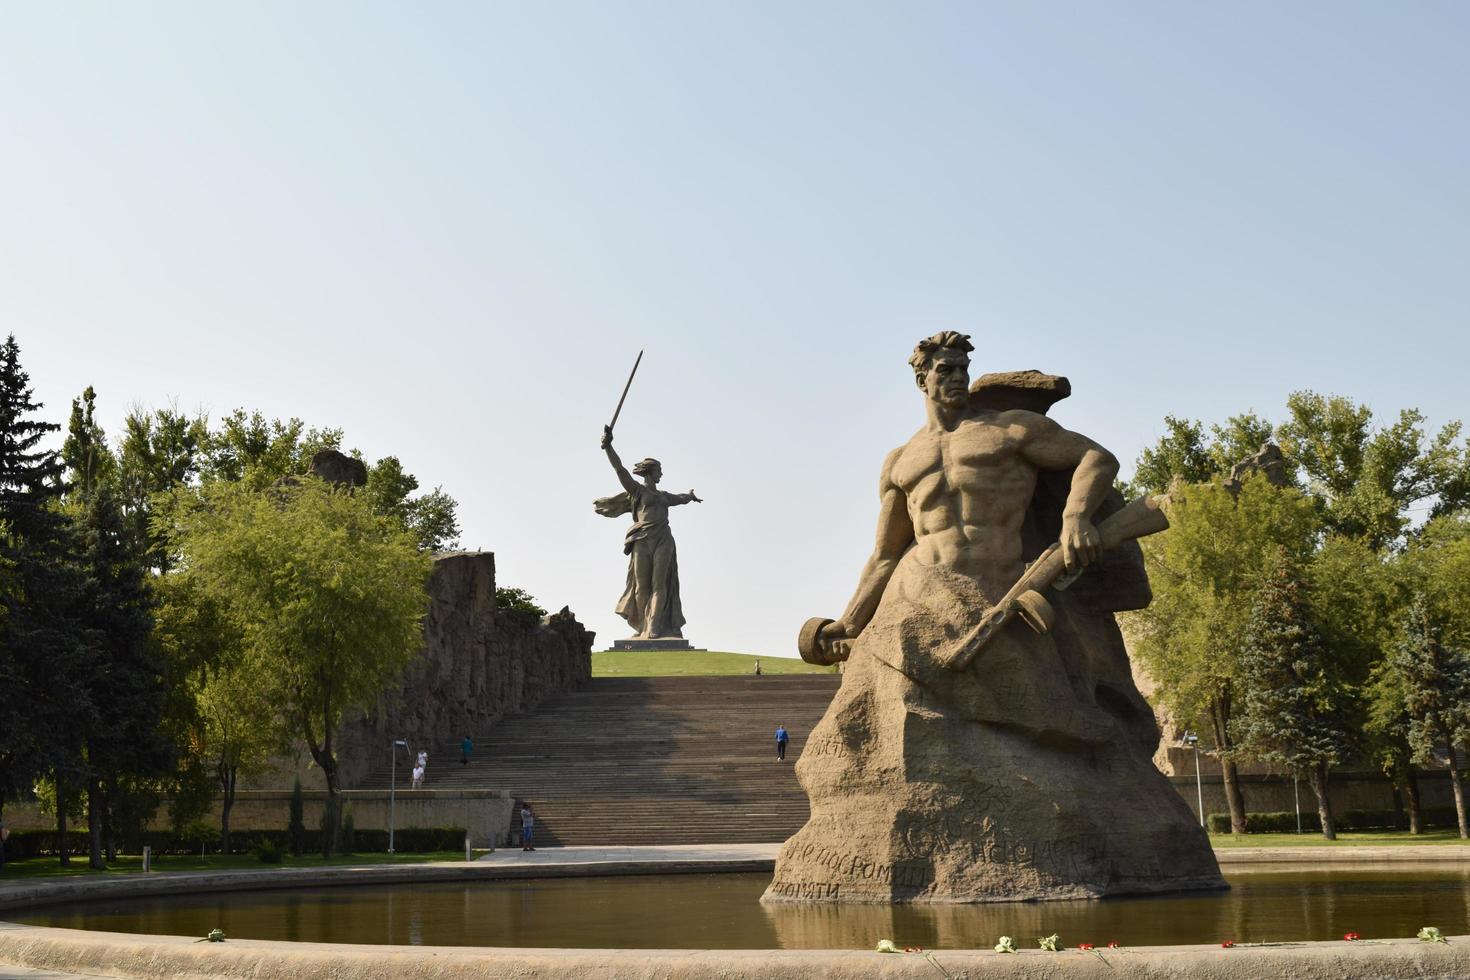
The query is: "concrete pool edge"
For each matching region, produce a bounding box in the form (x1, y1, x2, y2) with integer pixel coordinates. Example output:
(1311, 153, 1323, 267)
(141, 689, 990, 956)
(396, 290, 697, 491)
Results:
(4, 843, 1470, 978)
(2, 922, 1469, 980)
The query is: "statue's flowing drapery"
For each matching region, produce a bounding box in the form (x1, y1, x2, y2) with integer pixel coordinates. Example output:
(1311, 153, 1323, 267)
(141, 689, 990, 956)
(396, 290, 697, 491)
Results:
(594, 487, 686, 638)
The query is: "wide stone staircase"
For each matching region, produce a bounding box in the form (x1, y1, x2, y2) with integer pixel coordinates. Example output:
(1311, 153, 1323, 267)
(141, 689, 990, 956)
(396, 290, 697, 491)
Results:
(355, 674, 841, 846)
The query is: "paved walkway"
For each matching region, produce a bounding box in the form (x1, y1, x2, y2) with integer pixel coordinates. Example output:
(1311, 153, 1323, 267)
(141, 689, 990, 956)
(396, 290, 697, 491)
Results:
(476, 841, 1470, 868)
(476, 842, 780, 866)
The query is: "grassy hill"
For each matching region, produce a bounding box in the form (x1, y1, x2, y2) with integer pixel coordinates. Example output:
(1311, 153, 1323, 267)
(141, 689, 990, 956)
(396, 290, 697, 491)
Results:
(591, 649, 837, 677)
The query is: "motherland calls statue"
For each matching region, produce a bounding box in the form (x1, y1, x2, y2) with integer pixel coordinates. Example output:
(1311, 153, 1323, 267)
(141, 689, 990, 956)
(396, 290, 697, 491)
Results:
(763, 332, 1225, 904)
(595, 426, 701, 644)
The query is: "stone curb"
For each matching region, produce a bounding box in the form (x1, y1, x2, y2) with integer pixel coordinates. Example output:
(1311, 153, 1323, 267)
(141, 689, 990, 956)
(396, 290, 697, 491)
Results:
(2, 923, 1469, 980)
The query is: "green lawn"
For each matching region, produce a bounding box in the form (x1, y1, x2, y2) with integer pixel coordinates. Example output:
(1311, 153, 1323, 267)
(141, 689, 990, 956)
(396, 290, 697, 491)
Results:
(0, 851, 473, 879)
(592, 650, 837, 677)
(1210, 829, 1470, 848)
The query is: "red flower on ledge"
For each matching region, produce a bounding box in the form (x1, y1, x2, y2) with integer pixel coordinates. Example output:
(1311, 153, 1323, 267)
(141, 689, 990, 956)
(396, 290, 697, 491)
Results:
(1344, 933, 1361, 942)
(1078, 943, 1095, 950)
(1221, 941, 1235, 948)
(1107, 942, 1120, 949)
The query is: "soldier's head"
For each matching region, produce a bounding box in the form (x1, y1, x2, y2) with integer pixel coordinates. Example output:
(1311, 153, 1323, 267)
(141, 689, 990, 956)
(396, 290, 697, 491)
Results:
(632, 457, 663, 486)
(909, 331, 973, 408)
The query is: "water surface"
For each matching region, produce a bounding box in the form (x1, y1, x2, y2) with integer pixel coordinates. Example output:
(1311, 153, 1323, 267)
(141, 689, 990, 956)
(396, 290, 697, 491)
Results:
(16, 865, 1470, 949)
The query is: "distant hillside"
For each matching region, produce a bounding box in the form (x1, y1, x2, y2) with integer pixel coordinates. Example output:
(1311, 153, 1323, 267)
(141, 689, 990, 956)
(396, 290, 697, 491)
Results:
(591, 649, 837, 677)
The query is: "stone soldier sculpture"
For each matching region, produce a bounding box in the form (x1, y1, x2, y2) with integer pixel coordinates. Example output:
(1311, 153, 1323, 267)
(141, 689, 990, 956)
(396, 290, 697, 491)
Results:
(595, 427, 701, 641)
(763, 332, 1224, 904)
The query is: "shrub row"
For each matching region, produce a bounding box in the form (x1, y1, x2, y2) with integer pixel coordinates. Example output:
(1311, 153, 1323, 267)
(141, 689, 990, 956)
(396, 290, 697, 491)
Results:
(1, 826, 465, 859)
(1205, 808, 1461, 834)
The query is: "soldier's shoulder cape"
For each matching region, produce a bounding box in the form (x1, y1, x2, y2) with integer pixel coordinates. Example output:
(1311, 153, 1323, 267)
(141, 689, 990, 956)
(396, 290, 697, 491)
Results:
(969, 370, 1151, 614)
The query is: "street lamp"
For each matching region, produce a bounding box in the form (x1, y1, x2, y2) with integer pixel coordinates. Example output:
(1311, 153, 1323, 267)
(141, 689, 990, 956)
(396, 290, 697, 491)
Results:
(389, 738, 408, 854)
(1183, 732, 1204, 828)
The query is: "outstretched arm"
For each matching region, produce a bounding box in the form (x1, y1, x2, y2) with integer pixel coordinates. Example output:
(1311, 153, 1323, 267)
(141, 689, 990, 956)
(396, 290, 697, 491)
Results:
(828, 447, 914, 643)
(601, 426, 641, 496)
(1016, 412, 1119, 571)
(666, 490, 703, 506)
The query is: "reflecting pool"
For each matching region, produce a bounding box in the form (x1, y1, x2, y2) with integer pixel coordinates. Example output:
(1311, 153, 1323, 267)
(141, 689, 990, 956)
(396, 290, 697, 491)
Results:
(15, 865, 1470, 949)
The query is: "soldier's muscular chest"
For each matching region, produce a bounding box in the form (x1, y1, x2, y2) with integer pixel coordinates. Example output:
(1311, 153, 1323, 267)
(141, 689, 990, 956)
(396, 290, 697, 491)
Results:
(891, 420, 1019, 496)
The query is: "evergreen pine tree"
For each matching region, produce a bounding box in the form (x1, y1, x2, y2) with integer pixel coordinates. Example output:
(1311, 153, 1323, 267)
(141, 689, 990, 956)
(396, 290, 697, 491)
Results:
(1233, 548, 1351, 839)
(0, 334, 65, 537)
(1395, 599, 1470, 838)
(75, 489, 171, 868)
(0, 336, 99, 861)
(62, 386, 116, 502)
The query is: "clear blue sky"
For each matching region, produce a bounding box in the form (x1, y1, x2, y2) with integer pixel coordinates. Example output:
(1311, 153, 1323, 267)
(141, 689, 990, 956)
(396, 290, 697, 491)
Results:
(3, 2, 1467, 656)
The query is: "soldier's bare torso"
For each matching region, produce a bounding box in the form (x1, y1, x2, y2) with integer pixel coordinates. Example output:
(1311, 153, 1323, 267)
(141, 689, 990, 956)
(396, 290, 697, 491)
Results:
(888, 408, 1043, 595)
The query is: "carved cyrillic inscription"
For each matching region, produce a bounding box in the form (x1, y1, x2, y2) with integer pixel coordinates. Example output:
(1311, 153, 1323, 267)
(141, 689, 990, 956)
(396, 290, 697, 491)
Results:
(768, 880, 841, 899)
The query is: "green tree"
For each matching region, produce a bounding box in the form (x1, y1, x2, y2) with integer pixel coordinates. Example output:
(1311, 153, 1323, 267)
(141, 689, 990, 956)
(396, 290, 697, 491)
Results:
(117, 405, 208, 572)
(1130, 476, 1319, 833)
(1366, 653, 1424, 833)
(72, 490, 171, 868)
(495, 586, 546, 620)
(62, 386, 117, 501)
(153, 570, 277, 856)
(1278, 392, 1469, 550)
(1128, 412, 1277, 496)
(1401, 512, 1470, 647)
(1394, 600, 1470, 838)
(0, 335, 99, 862)
(1232, 549, 1351, 839)
(1314, 535, 1421, 831)
(200, 409, 342, 489)
(59, 389, 175, 868)
(170, 478, 431, 854)
(364, 456, 460, 552)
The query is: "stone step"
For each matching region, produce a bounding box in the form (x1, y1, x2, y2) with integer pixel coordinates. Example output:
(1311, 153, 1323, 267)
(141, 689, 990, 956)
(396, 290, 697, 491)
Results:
(355, 674, 839, 844)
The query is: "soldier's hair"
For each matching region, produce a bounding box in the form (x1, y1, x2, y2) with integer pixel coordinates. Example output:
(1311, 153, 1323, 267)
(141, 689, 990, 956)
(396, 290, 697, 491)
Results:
(908, 331, 974, 375)
(632, 458, 662, 477)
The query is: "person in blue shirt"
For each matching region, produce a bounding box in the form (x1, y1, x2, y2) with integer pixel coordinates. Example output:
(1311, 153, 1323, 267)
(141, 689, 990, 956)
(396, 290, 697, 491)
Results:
(775, 725, 789, 761)
(460, 735, 473, 766)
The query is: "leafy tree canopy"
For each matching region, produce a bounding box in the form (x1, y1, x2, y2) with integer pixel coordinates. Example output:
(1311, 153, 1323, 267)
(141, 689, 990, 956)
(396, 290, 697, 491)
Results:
(1130, 476, 1319, 731)
(167, 477, 432, 852)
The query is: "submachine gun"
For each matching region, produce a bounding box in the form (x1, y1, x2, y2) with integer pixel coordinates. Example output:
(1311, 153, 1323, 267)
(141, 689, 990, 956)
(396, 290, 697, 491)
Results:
(797, 494, 1170, 670)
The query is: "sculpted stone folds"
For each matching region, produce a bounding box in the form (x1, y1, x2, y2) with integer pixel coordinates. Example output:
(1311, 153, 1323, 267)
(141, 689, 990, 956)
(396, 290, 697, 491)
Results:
(763, 334, 1225, 904)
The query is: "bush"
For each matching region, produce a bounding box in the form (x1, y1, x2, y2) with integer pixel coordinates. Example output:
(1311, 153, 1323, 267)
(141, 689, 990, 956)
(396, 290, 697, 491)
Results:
(0, 825, 468, 860)
(495, 586, 546, 621)
(1206, 807, 1463, 834)
(253, 839, 283, 864)
(181, 820, 220, 854)
(0, 830, 89, 860)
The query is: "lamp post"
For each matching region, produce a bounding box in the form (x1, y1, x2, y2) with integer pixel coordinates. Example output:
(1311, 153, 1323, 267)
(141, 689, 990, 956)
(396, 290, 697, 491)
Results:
(389, 739, 408, 854)
(1183, 732, 1204, 828)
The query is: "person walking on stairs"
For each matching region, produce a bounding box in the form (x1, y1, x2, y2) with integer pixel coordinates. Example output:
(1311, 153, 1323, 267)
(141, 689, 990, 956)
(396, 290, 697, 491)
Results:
(461, 735, 473, 765)
(775, 724, 789, 761)
(520, 803, 536, 851)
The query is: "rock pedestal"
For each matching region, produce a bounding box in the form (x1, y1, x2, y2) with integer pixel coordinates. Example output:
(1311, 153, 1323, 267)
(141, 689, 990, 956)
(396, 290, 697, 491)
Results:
(764, 640, 1225, 904)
